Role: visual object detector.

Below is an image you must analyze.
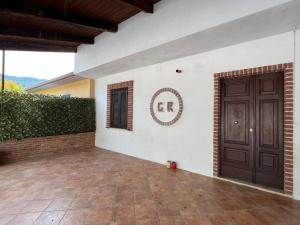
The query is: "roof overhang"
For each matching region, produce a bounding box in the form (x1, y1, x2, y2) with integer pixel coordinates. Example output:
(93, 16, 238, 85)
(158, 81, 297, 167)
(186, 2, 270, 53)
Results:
(26, 73, 85, 92)
(76, 0, 300, 78)
(0, 0, 159, 52)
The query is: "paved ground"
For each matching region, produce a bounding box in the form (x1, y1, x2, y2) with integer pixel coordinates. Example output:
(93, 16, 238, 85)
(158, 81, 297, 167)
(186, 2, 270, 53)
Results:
(0, 148, 299, 225)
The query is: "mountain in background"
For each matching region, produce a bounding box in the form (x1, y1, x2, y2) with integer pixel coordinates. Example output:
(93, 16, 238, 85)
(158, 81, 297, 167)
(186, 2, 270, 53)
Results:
(5, 75, 47, 89)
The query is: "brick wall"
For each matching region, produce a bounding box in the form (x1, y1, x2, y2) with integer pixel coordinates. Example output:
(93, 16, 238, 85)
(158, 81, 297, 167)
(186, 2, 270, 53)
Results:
(0, 132, 95, 163)
(213, 63, 294, 195)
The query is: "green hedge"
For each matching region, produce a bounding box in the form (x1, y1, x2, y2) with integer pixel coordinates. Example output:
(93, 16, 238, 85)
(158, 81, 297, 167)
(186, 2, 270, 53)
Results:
(0, 91, 96, 142)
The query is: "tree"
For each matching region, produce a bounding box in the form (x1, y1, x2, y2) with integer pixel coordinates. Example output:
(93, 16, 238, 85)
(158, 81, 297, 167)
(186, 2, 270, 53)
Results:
(0, 80, 24, 92)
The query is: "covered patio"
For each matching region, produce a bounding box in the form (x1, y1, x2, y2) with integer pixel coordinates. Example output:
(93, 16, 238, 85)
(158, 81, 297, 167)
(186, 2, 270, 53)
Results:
(0, 149, 299, 225)
(1, 0, 300, 224)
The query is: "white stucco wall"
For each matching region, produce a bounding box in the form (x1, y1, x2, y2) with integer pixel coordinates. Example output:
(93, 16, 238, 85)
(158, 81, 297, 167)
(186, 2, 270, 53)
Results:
(294, 30, 300, 200)
(94, 32, 295, 187)
(75, 0, 294, 74)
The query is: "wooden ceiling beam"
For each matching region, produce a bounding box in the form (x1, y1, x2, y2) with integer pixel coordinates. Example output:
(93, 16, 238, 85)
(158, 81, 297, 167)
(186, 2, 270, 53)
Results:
(0, 6, 118, 33)
(119, 0, 154, 13)
(0, 27, 94, 44)
(0, 41, 77, 52)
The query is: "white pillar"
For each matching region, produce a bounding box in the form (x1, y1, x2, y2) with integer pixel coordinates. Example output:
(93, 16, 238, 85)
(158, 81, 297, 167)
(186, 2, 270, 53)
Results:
(294, 29, 300, 200)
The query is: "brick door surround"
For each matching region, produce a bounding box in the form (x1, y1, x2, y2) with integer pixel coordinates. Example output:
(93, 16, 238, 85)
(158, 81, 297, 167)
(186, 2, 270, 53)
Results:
(213, 63, 294, 195)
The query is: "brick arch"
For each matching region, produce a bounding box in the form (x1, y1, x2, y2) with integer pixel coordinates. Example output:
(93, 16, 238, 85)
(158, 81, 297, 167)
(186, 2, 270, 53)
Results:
(213, 63, 294, 195)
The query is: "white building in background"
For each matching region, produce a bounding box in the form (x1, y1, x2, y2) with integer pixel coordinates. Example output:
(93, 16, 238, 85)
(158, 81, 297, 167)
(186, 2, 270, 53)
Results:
(74, 0, 300, 200)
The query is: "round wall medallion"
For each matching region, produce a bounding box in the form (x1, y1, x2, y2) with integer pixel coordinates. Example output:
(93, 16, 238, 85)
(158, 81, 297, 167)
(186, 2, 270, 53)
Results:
(150, 88, 183, 126)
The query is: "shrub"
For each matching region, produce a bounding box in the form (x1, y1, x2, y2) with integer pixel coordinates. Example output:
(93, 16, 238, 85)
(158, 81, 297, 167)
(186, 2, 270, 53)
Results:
(0, 80, 24, 92)
(0, 91, 95, 142)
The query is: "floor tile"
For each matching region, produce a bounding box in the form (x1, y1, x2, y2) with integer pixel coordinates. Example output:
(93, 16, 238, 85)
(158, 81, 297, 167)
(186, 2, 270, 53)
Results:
(227, 210, 261, 225)
(7, 212, 41, 225)
(33, 211, 66, 225)
(183, 215, 212, 225)
(0, 215, 15, 225)
(45, 198, 73, 211)
(112, 206, 135, 224)
(0, 201, 28, 215)
(0, 149, 299, 225)
(160, 216, 186, 225)
(21, 199, 52, 213)
(59, 208, 113, 225)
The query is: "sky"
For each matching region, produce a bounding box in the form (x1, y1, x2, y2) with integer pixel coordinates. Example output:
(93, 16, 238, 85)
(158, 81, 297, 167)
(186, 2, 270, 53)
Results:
(0, 50, 75, 80)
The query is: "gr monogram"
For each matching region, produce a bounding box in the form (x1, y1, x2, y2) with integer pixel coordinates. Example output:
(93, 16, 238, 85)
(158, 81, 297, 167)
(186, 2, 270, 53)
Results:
(150, 88, 183, 126)
(157, 102, 174, 112)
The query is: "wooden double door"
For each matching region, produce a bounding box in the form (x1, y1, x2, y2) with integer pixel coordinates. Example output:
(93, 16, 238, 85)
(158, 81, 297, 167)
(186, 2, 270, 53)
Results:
(220, 72, 284, 189)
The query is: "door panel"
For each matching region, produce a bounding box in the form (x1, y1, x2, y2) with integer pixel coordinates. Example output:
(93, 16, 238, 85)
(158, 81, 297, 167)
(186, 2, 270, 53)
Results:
(224, 147, 249, 167)
(255, 73, 284, 189)
(221, 77, 254, 182)
(260, 100, 278, 148)
(224, 101, 249, 144)
(220, 72, 284, 190)
(259, 77, 279, 95)
(225, 81, 250, 97)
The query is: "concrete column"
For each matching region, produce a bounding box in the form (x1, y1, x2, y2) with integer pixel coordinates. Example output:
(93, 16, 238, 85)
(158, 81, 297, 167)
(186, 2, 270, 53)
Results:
(294, 29, 300, 200)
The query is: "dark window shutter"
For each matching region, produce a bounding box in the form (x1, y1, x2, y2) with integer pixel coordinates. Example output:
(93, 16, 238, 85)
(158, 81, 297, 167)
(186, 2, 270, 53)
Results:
(111, 91, 120, 127)
(111, 88, 128, 129)
(120, 90, 128, 128)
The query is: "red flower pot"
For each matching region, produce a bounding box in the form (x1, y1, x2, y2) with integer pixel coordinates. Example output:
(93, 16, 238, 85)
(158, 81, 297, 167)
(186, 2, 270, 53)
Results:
(170, 161, 177, 170)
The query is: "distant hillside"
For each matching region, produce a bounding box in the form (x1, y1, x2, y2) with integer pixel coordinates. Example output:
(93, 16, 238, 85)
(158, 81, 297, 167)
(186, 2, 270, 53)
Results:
(5, 75, 47, 88)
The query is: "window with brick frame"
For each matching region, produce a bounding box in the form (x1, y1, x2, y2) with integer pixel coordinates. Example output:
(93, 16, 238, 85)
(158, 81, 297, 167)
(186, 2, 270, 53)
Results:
(107, 81, 133, 131)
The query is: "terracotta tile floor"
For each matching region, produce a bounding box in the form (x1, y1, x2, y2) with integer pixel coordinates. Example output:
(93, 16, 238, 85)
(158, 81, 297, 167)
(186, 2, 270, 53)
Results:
(0, 148, 300, 225)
